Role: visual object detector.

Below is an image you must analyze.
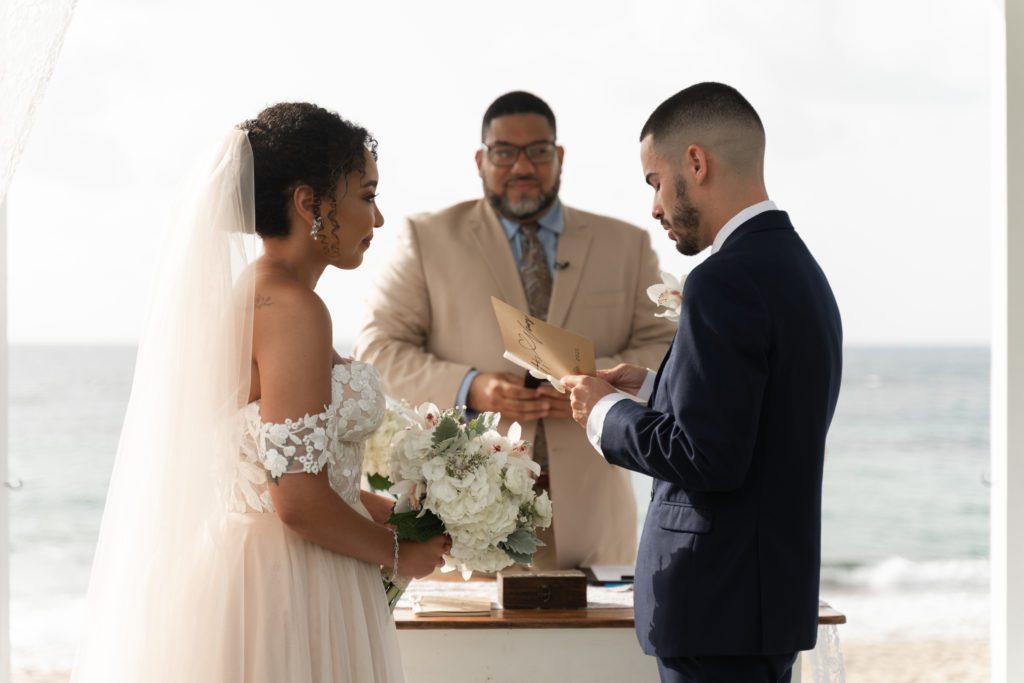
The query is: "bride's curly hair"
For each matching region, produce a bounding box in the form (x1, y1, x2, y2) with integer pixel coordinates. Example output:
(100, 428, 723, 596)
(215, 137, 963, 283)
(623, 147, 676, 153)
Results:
(238, 102, 378, 239)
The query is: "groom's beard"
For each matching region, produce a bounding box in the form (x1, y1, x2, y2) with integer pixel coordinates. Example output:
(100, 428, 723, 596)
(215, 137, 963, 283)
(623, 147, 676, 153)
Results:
(667, 174, 702, 256)
(485, 177, 561, 221)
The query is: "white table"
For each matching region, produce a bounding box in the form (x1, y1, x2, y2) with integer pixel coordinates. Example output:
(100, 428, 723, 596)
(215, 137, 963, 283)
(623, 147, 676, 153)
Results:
(394, 580, 846, 682)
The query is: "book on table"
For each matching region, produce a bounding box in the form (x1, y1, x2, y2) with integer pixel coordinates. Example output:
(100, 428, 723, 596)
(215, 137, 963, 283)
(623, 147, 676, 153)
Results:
(581, 565, 635, 585)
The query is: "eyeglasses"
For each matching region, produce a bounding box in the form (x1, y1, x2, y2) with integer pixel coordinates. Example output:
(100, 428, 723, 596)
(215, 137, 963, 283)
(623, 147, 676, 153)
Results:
(482, 141, 557, 167)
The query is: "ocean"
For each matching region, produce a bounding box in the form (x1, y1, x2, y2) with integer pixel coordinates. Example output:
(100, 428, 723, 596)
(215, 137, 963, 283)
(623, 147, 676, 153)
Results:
(6, 345, 990, 671)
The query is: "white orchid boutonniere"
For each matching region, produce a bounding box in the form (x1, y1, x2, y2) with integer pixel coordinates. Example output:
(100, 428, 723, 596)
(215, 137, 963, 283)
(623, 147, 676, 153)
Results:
(647, 271, 685, 322)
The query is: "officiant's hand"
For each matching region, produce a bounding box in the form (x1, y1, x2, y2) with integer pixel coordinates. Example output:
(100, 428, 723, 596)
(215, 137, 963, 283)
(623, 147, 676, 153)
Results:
(469, 372, 551, 422)
(536, 385, 573, 419)
(596, 363, 649, 395)
(561, 375, 616, 428)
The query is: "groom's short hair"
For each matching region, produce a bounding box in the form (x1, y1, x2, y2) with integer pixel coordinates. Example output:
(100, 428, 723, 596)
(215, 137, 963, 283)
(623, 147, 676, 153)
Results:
(641, 82, 763, 142)
(482, 91, 557, 141)
(641, 83, 765, 174)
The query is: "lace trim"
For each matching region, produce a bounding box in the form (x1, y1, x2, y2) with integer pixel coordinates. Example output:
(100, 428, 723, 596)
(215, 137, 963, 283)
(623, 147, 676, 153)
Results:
(257, 410, 335, 483)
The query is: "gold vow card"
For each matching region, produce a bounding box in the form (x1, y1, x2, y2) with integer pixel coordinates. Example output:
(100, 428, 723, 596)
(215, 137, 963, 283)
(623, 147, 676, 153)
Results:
(490, 297, 597, 390)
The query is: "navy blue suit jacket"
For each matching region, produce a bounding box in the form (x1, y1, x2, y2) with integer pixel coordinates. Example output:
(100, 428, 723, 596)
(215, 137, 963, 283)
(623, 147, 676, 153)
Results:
(602, 210, 842, 657)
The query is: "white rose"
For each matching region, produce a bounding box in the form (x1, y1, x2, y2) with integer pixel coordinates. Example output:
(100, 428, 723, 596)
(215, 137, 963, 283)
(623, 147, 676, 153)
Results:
(532, 491, 553, 528)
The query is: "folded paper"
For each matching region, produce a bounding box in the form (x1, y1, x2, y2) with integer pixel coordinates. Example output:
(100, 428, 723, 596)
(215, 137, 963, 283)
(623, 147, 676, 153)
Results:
(491, 297, 597, 393)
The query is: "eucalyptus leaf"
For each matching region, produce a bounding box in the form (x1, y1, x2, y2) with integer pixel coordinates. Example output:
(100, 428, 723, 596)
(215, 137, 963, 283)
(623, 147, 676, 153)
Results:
(499, 546, 534, 564)
(502, 528, 544, 555)
(431, 415, 461, 447)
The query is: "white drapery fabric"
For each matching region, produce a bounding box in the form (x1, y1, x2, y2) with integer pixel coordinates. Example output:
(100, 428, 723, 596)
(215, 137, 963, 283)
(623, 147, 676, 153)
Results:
(0, 0, 77, 205)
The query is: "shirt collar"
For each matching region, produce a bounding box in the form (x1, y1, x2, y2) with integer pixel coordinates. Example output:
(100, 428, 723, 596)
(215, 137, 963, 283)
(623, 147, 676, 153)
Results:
(499, 198, 564, 240)
(711, 199, 778, 254)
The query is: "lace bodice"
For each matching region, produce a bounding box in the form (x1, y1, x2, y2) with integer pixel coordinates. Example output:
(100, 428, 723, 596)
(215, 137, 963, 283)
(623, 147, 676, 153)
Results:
(228, 361, 386, 513)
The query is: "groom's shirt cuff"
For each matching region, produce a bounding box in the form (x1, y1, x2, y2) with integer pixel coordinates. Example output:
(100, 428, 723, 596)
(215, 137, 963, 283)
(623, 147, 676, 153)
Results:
(586, 394, 633, 456)
(586, 369, 657, 456)
(637, 369, 657, 402)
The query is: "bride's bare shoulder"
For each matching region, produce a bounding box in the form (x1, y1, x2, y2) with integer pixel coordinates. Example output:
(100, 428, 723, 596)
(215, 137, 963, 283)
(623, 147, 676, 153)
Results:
(252, 270, 331, 347)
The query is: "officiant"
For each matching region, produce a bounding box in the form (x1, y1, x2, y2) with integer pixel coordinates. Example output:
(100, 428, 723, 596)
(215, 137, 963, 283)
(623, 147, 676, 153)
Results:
(354, 91, 674, 569)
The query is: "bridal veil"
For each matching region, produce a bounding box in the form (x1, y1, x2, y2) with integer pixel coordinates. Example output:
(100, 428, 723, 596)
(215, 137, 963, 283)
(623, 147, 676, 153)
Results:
(72, 130, 259, 681)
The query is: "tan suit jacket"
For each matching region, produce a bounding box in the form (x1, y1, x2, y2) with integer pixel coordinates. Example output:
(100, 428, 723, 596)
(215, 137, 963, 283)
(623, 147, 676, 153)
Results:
(354, 199, 675, 567)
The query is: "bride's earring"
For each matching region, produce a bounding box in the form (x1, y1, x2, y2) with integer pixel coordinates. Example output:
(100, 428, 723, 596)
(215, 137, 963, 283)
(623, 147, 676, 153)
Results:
(310, 216, 324, 240)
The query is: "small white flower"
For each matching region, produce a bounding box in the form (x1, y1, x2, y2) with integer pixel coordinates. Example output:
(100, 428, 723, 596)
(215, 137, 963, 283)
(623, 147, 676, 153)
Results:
(647, 271, 685, 322)
(266, 424, 291, 447)
(306, 427, 327, 451)
(266, 449, 289, 479)
(415, 402, 442, 428)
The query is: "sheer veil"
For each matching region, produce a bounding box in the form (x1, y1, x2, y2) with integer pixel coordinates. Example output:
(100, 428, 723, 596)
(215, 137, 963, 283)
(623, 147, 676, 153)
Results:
(72, 130, 259, 681)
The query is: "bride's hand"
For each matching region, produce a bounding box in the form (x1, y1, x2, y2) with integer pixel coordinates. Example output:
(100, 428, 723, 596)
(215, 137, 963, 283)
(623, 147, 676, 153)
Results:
(397, 535, 452, 579)
(360, 491, 395, 526)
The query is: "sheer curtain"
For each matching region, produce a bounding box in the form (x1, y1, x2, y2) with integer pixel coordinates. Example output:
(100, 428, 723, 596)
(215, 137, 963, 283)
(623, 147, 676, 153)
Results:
(0, 2, 77, 681)
(0, 0, 77, 203)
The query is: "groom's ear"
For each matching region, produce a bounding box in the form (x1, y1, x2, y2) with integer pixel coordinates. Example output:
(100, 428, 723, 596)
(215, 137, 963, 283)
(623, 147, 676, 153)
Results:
(684, 144, 709, 186)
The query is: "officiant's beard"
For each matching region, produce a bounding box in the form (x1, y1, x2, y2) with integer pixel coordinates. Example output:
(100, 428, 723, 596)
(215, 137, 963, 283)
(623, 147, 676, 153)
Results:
(669, 175, 702, 255)
(485, 178, 561, 221)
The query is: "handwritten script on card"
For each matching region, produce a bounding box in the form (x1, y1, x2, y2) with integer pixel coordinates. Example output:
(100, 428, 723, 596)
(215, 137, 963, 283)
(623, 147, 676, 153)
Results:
(490, 297, 597, 387)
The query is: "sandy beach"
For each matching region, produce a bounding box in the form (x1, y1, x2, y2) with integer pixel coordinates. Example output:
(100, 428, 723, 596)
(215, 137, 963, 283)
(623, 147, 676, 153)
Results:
(841, 639, 989, 682)
(14, 639, 990, 683)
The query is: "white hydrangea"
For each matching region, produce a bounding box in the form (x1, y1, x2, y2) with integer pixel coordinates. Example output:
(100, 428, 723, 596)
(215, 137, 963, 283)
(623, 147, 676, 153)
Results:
(386, 404, 553, 574)
(363, 401, 411, 481)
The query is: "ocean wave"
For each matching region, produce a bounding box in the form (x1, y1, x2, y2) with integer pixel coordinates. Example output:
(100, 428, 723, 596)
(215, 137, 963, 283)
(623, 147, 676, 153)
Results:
(821, 556, 988, 592)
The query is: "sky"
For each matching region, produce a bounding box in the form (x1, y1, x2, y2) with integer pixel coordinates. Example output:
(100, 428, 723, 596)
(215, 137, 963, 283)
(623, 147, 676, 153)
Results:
(5, 0, 993, 346)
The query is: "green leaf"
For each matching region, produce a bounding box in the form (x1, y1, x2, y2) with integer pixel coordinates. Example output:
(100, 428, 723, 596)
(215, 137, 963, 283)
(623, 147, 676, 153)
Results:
(503, 528, 544, 555)
(498, 528, 545, 564)
(465, 415, 486, 437)
(387, 508, 446, 542)
(431, 415, 461, 447)
(367, 473, 394, 492)
(499, 546, 534, 564)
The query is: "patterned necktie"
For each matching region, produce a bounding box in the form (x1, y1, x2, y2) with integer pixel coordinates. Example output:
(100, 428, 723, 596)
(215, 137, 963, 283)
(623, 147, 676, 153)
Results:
(518, 222, 553, 474)
(519, 222, 553, 321)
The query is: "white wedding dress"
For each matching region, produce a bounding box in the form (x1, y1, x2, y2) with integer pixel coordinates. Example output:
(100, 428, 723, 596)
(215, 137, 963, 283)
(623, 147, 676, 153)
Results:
(73, 132, 405, 682)
(211, 359, 405, 682)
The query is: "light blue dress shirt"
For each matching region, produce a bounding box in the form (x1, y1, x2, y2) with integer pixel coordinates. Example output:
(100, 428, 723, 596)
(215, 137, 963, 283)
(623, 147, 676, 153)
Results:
(455, 199, 564, 409)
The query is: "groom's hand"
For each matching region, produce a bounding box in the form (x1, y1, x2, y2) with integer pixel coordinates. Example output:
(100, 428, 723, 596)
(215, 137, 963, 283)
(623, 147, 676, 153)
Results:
(561, 375, 616, 428)
(469, 372, 551, 422)
(597, 363, 649, 395)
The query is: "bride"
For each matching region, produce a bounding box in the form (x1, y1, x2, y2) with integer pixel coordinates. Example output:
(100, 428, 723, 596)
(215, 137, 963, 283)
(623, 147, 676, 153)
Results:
(71, 103, 448, 682)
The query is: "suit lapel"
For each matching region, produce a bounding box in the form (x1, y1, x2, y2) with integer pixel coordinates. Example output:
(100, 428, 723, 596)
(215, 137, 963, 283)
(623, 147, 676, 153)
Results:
(546, 207, 592, 329)
(468, 201, 531, 311)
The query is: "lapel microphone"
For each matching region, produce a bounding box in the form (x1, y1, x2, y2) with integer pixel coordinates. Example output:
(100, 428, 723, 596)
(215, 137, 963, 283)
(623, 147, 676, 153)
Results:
(554, 261, 570, 270)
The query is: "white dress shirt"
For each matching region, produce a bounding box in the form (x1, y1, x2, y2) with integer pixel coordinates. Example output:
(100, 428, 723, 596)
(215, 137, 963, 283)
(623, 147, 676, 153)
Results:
(584, 199, 778, 456)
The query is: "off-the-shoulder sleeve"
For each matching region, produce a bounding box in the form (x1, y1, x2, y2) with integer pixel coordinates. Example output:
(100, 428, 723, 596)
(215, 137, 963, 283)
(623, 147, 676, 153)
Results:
(255, 409, 335, 483)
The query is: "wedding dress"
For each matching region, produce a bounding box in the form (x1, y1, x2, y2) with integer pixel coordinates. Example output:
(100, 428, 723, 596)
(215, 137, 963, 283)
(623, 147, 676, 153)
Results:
(72, 130, 404, 682)
(212, 359, 404, 682)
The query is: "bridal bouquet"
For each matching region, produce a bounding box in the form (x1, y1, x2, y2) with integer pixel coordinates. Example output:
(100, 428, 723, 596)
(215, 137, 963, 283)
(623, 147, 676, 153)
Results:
(366, 403, 552, 607)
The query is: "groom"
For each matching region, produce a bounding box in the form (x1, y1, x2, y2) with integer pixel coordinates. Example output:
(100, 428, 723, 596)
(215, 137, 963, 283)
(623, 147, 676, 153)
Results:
(563, 83, 842, 683)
